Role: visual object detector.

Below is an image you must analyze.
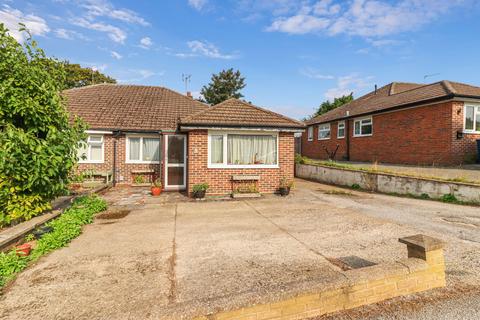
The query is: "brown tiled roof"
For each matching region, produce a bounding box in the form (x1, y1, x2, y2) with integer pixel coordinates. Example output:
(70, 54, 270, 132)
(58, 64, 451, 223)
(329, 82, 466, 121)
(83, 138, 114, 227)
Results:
(306, 80, 480, 125)
(180, 98, 305, 129)
(64, 84, 209, 131)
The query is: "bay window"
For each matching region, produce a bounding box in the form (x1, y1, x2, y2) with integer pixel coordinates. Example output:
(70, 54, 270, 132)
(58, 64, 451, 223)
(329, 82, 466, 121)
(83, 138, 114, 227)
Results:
(78, 135, 104, 163)
(209, 132, 278, 167)
(126, 136, 160, 163)
(354, 117, 373, 137)
(464, 104, 480, 133)
(318, 123, 331, 140)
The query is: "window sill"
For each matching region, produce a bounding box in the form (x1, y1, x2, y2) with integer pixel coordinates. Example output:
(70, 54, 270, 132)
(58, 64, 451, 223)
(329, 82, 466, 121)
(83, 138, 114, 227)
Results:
(463, 131, 480, 134)
(353, 134, 373, 138)
(208, 164, 279, 169)
(126, 161, 161, 164)
(317, 138, 330, 141)
(79, 161, 104, 164)
(307, 139, 313, 142)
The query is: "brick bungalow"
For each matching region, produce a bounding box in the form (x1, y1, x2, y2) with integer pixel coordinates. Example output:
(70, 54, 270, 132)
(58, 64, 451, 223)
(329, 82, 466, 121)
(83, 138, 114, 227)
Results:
(302, 81, 480, 165)
(65, 84, 304, 196)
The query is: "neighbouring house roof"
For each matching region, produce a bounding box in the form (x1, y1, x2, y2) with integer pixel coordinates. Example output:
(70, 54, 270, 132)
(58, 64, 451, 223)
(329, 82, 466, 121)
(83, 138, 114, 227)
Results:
(180, 98, 305, 129)
(306, 80, 480, 125)
(64, 84, 208, 131)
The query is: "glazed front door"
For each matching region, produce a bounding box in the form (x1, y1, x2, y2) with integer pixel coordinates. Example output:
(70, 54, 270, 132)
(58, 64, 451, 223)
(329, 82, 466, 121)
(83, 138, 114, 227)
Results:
(165, 135, 186, 190)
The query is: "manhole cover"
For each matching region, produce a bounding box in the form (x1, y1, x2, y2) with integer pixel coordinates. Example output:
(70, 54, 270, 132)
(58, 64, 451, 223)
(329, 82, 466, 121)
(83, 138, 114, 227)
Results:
(96, 210, 130, 220)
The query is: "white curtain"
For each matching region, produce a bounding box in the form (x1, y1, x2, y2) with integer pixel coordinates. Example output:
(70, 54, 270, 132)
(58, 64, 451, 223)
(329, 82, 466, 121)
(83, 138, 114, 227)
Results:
(90, 145, 102, 161)
(210, 135, 223, 163)
(227, 135, 276, 165)
(143, 138, 160, 161)
(129, 138, 140, 161)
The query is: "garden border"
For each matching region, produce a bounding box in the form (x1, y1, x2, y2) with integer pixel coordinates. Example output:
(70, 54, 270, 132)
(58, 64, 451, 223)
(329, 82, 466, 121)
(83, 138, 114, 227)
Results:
(0, 184, 109, 252)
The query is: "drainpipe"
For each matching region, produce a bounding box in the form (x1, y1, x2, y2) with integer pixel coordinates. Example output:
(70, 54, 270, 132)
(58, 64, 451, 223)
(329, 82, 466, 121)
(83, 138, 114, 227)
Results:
(112, 130, 121, 186)
(345, 112, 351, 161)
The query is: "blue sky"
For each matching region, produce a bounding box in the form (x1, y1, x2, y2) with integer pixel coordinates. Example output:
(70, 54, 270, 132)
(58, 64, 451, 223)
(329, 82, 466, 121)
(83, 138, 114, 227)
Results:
(1, 0, 480, 119)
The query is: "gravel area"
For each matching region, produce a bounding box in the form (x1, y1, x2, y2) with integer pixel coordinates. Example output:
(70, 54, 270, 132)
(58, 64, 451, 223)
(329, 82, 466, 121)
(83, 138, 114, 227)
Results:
(1, 180, 479, 319)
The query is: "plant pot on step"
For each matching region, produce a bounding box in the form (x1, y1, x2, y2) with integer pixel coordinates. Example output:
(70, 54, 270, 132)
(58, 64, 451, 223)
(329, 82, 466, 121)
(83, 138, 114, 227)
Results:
(193, 190, 206, 199)
(151, 186, 162, 196)
(16, 243, 32, 257)
(279, 186, 290, 196)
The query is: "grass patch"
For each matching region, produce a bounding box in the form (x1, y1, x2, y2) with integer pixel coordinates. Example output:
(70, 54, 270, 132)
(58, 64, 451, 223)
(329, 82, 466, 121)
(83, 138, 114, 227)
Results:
(0, 195, 107, 288)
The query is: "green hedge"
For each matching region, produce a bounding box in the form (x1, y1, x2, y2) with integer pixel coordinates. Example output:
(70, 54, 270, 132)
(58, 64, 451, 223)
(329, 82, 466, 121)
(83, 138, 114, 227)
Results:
(0, 195, 107, 287)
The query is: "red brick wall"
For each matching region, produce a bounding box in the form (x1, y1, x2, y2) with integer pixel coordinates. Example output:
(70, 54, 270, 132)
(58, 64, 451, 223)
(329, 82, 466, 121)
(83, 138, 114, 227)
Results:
(187, 130, 295, 195)
(451, 101, 480, 164)
(77, 134, 163, 185)
(302, 101, 478, 166)
(301, 121, 348, 160)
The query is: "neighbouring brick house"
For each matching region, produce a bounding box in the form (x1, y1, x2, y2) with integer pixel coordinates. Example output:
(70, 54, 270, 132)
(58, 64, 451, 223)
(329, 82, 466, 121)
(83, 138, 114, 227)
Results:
(302, 81, 480, 165)
(65, 84, 304, 196)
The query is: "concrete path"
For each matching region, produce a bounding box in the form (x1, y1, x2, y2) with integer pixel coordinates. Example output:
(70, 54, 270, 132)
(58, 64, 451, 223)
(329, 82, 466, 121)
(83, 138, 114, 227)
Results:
(1, 182, 479, 319)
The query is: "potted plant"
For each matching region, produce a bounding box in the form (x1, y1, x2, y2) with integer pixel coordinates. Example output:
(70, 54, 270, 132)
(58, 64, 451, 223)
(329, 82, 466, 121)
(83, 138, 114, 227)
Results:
(279, 177, 294, 196)
(192, 183, 209, 199)
(151, 178, 162, 196)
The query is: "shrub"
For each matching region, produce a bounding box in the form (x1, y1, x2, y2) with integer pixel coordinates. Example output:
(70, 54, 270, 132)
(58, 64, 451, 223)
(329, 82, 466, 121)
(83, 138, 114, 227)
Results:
(0, 25, 86, 227)
(192, 183, 209, 192)
(0, 195, 106, 287)
(441, 193, 458, 203)
(294, 153, 306, 164)
(351, 183, 361, 190)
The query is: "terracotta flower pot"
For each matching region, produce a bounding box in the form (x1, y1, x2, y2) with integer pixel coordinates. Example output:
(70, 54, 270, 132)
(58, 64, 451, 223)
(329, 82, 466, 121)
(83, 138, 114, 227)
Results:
(16, 243, 32, 257)
(151, 186, 162, 196)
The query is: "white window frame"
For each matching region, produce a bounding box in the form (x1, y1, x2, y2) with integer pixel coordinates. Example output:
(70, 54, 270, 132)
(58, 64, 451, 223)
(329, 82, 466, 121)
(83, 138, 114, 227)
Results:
(463, 103, 480, 133)
(125, 134, 161, 164)
(337, 121, 345, 139)
(78, 134, 104, 164)
(307, 126, 313, 141)
(317, 123, 331, 140)
(207, 130, 279, 169)
(353, 117, 373, 137)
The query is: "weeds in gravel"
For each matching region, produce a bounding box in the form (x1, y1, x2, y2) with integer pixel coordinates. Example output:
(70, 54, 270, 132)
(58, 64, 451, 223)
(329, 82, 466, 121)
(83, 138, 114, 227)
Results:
(0, 195, 107, 288)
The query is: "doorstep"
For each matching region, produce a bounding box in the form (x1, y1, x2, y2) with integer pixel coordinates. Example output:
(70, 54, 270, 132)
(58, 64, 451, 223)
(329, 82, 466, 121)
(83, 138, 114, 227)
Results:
(231, 193, 262, 199)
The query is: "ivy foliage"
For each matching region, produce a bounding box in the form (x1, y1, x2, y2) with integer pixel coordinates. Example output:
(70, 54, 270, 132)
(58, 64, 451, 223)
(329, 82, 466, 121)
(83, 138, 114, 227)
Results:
(0, 24, 86, 226)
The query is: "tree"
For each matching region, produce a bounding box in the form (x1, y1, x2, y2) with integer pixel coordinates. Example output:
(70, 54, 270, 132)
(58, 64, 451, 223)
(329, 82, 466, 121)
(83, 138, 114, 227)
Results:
(200, 68, 246, 105)
(304, 93, 353, 121)
(0, 24, 86, 226)
(63, 62, 116, 89)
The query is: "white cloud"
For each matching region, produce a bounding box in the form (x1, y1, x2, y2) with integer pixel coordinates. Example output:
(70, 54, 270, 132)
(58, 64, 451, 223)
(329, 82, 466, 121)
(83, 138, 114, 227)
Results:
(118, 69, 164, 83)
(188, 0, 208, 11)
(324, 73, 373, 100)
(299, 68, 334, 80)
(0, 5, 50, 42)
(54, 28, 88, 40)
(139, 36, 153, 49)
(82, 0, 149, 26)
(267, 0, 467, 38)
(267, 14, 330, 34)
(71, 17, 126, 43)
(110, 51, 122, 59)
(183, 40, 238, 59)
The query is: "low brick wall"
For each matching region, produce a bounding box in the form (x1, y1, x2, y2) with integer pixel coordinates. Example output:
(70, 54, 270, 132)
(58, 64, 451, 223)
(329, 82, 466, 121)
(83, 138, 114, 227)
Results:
(296, 163, 480, 203)
(194, 235, 446, 320)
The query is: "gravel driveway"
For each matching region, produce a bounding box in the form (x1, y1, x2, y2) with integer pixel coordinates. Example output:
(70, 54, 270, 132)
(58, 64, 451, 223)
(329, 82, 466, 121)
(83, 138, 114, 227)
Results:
(1, 180, 479, 319)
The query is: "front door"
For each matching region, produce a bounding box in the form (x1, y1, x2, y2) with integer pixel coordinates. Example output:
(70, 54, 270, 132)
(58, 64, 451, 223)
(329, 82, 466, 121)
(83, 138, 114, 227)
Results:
(165, 135, 186, 190)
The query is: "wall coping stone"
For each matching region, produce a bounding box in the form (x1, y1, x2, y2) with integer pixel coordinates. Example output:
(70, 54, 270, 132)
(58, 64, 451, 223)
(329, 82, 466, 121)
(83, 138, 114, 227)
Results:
(399, 234, 446, 252)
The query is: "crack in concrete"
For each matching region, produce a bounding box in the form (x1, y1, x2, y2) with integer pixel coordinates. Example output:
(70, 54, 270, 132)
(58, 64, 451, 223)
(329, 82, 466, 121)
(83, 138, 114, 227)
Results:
(167, 204, 178, 304)
(243, 200, 347, 276)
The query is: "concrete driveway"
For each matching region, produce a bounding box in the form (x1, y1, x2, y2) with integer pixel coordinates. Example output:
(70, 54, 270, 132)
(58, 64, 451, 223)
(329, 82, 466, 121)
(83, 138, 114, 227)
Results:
(1, 180, 479, 319)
